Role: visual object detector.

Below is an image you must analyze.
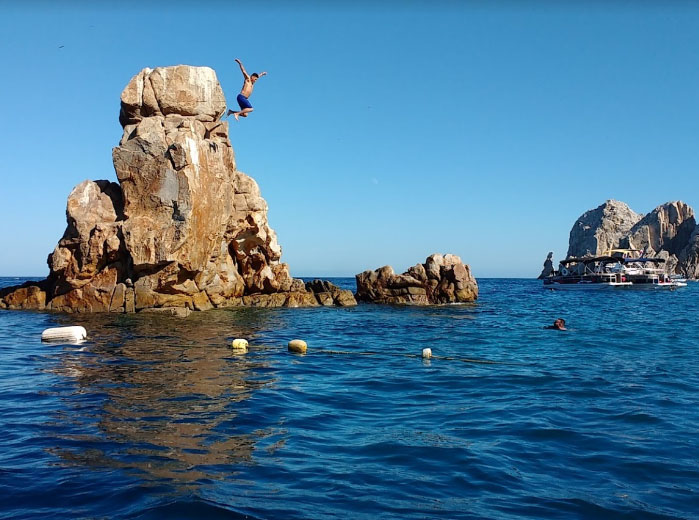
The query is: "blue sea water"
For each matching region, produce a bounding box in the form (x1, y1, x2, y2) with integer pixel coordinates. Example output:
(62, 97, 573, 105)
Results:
(1, 276, 698, 519)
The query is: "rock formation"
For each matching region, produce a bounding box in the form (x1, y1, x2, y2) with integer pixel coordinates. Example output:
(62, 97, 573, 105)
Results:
(537, 252, 554, 279)
(355, 254, 478, 305)
(0, 65, 355, 313)
(566, 200, 641, 258)
(555, 199, 699, 278)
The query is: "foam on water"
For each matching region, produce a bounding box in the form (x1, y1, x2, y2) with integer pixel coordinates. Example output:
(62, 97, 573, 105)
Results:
(1, 277, 698, 519)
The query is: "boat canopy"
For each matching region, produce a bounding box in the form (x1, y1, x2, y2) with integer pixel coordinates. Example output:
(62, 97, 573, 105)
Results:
(559, 256, 623, 265)
(559, 255, 666, 266)
(623, 257, 665, 264)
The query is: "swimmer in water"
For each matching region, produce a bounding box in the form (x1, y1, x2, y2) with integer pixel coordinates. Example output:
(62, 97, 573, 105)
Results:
(545, 318, 567, 331)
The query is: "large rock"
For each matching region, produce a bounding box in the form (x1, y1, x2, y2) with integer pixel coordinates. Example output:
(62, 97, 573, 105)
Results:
(619, 201, 695, 256)
(557, 199, 699, 278)
(119, 66, 226, 125)
(356, 254, 478, 305)
(1, 65, 355, 313)
(567, 200, 641, 257)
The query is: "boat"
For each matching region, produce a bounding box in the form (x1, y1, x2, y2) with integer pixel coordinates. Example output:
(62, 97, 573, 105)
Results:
(620, 257, 688, 289)
(543, 249, 688, 289)
(543, 255, 632, 289)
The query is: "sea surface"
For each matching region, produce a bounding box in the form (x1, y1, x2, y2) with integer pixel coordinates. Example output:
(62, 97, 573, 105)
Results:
(1, 277, 698, 520)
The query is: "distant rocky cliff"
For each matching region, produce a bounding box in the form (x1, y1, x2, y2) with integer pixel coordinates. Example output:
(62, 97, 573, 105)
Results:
(542, 199, 699, 278)
(0, 65, 355, 313)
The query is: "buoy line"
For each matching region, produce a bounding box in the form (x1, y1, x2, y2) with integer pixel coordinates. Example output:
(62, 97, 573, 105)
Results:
(228, 338, 523, 366)
(308, 349, 511, 365)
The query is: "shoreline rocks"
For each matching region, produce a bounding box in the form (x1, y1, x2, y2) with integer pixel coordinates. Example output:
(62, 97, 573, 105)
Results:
(0, 65, 356, 314)
(356, 254, 478, 305)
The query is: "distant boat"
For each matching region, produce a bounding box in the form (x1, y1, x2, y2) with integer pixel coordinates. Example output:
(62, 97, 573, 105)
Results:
(543, 255, 632, 289)
(543, 250, 687, 290)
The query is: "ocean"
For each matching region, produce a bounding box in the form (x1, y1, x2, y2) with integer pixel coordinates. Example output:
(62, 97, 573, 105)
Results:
(1, 277, 697, 519)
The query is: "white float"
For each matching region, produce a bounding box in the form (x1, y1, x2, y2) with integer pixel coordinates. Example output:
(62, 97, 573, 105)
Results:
(231, 338, 249, 352)
(41, 326, 87, 342)
(422, 347, 432, 359)
(288, 339, 308, 354)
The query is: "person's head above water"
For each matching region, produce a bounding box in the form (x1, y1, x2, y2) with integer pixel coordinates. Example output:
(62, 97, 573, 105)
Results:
(545, 318, 567, 330)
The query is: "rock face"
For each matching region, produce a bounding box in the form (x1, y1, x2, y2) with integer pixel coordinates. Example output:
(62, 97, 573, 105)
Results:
(619, 201, 696, 274)
(567, 200, 641, 257)
(356, 254, 478, 305)
(561, 199, 699, 278)
(0, 65, 356, 313)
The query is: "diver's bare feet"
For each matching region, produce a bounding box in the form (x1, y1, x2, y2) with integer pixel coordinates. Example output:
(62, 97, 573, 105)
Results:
(233, 112, 240, 121)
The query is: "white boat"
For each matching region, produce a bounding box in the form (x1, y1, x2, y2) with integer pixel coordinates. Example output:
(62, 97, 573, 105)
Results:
(543, 249, 687, 290)
(543, 255, 633, 290)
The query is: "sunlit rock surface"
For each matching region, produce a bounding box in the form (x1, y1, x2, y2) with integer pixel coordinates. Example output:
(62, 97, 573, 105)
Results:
(1, 65, 355, 313)
(355, 254, 478, 305)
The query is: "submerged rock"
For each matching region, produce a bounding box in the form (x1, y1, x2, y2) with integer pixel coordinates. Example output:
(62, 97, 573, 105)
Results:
(356, 254, 478, 305)
(1, 65, 355, 313)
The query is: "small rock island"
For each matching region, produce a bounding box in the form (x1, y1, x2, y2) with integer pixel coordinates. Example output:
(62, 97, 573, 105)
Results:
(0, 65, 356, 313)
(539, 199, 699, 278)
(356, 254, 478, 305)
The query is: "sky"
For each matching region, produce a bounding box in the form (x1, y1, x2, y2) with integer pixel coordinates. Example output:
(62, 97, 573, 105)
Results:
(1, 1, 699, 278)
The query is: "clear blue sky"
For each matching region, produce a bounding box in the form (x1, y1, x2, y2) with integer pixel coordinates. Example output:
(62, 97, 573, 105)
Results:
(2, 1, 699, 278)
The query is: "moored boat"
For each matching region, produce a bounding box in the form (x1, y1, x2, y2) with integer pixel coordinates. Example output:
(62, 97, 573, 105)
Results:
(543, 250, 687, 289)
(543, 256, 632, 290)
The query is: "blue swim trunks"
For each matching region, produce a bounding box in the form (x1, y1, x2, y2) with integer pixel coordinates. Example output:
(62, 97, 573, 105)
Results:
(237, 94, 253, 110)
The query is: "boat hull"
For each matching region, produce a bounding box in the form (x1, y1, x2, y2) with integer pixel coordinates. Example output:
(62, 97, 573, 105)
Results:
(543, 281, 633, 290)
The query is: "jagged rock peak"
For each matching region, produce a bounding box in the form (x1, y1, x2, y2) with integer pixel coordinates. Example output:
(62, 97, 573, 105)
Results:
(120, 65, 226, 126)
(567, 200, 641, 257)
(356, 253, 478, 305)
(621, 201, 695, 255)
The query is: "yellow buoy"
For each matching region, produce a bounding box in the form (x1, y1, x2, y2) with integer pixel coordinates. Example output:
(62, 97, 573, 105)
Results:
(231, 338, 249, 352)
(288, 339, 308, 354)
(422, 347, 432, 359)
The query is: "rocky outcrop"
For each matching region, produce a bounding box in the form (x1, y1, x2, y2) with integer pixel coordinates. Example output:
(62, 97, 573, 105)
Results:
(678, 227, 699, 279)
(537, 252, 554, 279)
(618, 201, 696, 271)
(567, 200, 641, 257)
(305, 280, 357, 307)
(560, 199, 699, 278)
(356, 254, 478, 305)
(0, 65, 356, 313)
